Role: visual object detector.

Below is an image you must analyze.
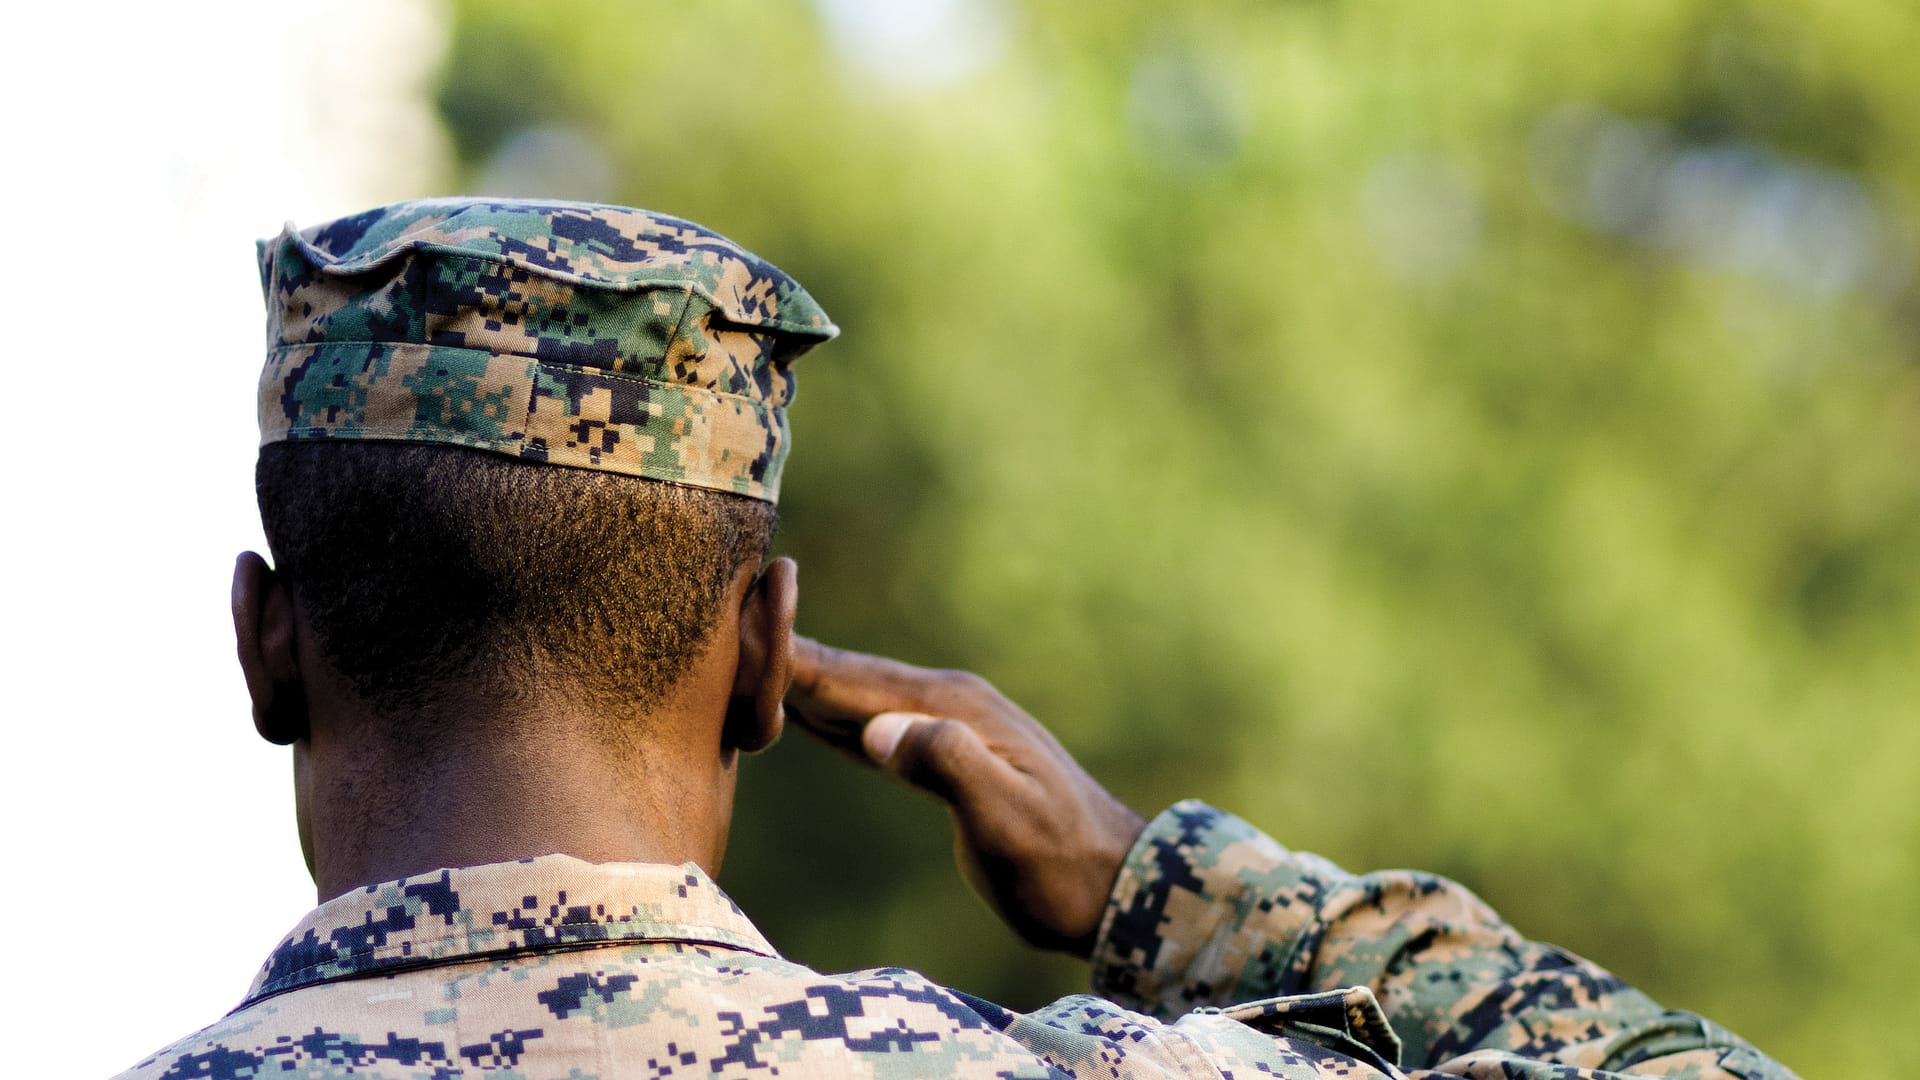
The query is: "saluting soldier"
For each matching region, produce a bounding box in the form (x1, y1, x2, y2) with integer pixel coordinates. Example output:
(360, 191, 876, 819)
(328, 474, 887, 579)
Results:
(117, 198, 1795, 1079)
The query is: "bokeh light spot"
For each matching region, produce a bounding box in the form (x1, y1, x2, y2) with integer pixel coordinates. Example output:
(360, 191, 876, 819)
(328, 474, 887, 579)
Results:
(813, 0, 1010, 92)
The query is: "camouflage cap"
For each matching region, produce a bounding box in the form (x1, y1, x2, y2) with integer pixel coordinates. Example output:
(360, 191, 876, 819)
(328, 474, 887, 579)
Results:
(256, 197, 837, 502)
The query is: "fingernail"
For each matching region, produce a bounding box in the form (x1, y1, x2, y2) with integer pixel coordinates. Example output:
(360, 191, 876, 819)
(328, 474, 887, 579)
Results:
(863, 711, 927, 763)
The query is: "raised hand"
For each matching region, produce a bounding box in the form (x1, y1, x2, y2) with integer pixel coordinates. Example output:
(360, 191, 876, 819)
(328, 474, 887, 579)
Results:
(784, 636, 1146, 957)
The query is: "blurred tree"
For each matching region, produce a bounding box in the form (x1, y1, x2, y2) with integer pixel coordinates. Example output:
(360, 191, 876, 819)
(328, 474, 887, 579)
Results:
(435, 3, 1920, 1075)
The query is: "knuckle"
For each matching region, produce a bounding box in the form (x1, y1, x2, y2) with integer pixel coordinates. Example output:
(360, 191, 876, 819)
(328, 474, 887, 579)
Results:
(933, 668, 994, 696)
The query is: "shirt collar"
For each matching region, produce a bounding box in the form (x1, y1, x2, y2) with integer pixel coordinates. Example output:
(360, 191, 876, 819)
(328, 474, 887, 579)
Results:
(240, 853, 777, 1009)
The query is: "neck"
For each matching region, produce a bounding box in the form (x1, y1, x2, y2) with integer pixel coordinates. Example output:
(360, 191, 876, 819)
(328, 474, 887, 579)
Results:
(299, 704, 737, 902)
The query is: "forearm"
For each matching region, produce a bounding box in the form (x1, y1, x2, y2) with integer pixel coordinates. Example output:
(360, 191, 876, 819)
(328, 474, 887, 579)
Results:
(1090, 802, 1791, 1077)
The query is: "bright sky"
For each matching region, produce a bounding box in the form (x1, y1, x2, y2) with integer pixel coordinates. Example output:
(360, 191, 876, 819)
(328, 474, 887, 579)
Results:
(0, 2, 448, 1072)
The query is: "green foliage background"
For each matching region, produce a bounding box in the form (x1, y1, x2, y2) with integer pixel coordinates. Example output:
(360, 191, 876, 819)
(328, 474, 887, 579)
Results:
(437, 4, 1917, 1075)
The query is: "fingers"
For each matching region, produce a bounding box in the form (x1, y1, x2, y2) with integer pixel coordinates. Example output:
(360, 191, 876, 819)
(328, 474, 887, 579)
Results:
(784, 637, 915, 751)
(864, 711, 1025, 811)
(787, 635, 989, 721)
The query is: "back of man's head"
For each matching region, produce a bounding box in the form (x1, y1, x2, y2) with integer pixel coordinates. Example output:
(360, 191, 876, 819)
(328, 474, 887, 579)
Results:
(247, 196, 834, 734)
(256, 440, 775, 726)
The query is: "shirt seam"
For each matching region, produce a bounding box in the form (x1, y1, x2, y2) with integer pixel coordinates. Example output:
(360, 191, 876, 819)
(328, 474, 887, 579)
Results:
(240, 930, 773, 1012)
(257, 919, 770, 987)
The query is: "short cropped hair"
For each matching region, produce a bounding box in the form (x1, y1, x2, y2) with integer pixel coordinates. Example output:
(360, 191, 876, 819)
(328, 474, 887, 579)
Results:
(256, 441, 775, 720)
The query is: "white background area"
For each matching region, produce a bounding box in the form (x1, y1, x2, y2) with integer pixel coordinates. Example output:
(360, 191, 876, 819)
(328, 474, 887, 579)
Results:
(0, 3, 450, 1072)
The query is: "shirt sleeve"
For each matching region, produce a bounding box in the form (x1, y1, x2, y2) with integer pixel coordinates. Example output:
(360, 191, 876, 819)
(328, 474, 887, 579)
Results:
(1087, 801, 1797, 1079)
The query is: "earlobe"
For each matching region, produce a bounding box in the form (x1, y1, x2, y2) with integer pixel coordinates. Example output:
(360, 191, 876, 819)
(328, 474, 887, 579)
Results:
(726, 557, 798, 754)
(233, 552, 308, 745)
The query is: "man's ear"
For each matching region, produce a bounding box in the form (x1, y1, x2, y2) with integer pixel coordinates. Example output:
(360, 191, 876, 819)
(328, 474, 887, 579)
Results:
(726, 556, 797, 754)
(233, 551, 308, 745)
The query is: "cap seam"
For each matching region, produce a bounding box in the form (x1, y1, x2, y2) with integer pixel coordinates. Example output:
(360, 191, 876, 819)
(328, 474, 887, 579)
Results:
(261, 426, 779, 501)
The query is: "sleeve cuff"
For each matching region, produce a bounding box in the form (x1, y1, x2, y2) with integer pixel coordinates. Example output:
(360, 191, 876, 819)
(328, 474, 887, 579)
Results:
(1089, 799, 1349, 1017)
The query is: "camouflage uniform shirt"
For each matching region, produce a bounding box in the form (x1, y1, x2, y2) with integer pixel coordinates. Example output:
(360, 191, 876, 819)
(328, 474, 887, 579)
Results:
(116, 803, 1794, 1078)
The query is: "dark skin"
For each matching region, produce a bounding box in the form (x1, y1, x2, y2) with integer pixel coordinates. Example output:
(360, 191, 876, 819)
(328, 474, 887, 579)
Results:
(233, 551, 1145, 957)
(782, 639, 1146, 955)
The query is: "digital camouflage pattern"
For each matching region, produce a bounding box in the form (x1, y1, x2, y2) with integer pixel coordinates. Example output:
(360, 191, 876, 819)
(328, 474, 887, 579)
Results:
(256, 198, 838, 503)
(116, 803, 1795, 1079)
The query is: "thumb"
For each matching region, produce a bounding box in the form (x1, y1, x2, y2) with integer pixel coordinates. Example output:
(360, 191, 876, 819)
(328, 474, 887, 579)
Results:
(863, 711, 1017, 809)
